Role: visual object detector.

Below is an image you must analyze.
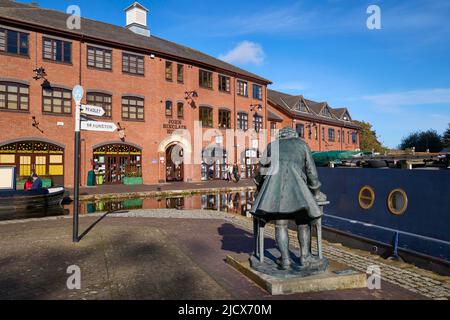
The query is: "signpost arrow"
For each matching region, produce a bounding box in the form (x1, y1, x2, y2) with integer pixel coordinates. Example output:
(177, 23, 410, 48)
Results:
(81, 120, 117, 132)
(81, 104, 105, 117)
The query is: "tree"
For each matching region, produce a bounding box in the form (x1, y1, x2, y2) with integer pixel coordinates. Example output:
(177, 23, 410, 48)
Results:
(443, 123, 450, 149)
(399, 130, 443, 152)
(353, 120, 388, 153)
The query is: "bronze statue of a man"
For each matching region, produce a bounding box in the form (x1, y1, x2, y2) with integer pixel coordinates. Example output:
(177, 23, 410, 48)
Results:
(251, 126, 327, 270)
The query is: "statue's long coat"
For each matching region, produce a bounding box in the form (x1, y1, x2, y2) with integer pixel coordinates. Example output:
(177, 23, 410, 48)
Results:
(250, 134, 323, 221)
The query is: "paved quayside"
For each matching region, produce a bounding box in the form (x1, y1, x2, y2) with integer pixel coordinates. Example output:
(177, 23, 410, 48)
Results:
(0, 209, 448, 300)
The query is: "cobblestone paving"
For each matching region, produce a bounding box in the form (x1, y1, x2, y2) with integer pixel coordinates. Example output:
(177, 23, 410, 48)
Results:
(228, 216, 450, 300)
(1, 209, 449, 299)
(70, 209, 450, 300)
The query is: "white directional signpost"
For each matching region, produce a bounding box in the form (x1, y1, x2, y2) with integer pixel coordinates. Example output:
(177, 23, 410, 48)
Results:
(72, 85, 84, 243)
(80, 104, 105, 117)
(72, 86, 118, 243)
(81, 120, 117, 132)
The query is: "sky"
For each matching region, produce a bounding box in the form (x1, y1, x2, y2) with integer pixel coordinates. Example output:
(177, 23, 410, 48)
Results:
(17, 0, 450, 148)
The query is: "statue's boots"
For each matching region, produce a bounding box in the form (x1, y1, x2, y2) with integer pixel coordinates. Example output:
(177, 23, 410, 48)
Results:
(301, 254, 322, 268)
(276, 257, 291, 270)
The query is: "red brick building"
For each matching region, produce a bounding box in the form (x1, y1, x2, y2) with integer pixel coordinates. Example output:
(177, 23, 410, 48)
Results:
(0, 1, 359, 188)
(267, 90, 360, 152)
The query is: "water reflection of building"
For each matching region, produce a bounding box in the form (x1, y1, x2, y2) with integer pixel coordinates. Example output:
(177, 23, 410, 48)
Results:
(200, 192, 255, 216)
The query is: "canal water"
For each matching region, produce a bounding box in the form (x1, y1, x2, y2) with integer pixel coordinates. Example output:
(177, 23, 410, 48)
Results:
(0, 191, 256, 221)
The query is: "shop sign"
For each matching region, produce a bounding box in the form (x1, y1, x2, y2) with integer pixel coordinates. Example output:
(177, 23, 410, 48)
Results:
(163, 119, 187, 134)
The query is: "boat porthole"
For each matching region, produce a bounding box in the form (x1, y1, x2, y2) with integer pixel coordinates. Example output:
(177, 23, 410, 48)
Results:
(358, 186, 375, 210)
(387, 189, 408, 216)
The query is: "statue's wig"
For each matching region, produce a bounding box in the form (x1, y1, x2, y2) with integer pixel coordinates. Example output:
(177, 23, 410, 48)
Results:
(278, 126, 299, 140)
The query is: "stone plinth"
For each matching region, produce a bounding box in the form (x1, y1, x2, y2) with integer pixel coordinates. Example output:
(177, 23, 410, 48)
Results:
(226, 255, 367, 295)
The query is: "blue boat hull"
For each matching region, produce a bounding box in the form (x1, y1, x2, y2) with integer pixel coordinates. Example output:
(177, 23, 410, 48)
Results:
(318, 168, 450, 262)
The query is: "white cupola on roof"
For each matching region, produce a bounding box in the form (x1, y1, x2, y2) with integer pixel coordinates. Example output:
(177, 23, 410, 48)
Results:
(125, 2, 150, 37)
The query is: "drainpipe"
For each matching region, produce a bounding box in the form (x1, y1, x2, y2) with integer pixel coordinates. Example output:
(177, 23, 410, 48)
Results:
(233, 74, 237, 166)
(79, 35, 84, 186)
(318, 124, 322, 151)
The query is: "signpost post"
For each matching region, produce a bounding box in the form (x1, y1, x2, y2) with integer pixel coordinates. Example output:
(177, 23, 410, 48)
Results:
(72, 87, 114, 242)
(72, 85, 84, 243)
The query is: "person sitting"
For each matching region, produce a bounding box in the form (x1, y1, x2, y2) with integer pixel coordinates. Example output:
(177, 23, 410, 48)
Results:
(24, 176, 33, 190)
(30, 173, 43, 190)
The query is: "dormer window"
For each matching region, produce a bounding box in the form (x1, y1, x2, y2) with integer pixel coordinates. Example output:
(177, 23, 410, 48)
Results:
(296, 101, 308, 113)
(320, 107, 332, 118)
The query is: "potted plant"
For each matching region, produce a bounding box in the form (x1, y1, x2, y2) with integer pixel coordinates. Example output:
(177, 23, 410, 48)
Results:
(123, 171, 143, 185)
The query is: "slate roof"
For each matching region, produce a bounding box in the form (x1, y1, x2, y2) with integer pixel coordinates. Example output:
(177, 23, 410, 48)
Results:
(268, 89, 360, 129)
(0, 0, 271, 83)
(267, 110, 284, 122)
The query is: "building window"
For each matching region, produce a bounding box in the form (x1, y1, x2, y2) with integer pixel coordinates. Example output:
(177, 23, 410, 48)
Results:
(122, 96, 144, 121)
(270, 122, 277, 130)
(0, 82, 29, 111)
(296, 101, 308, 113)
(338, 130, 341, 142)
(252, 84, 263, 100)
(199, 106, 213, 127)
(328, 128, 335, 142)
(199, 70, 213, 89)
(42, 87, 72, 114)
(237, 80, 248, 97)
(308, 126, 312, 139)
(320, 107, 332, 118)
(218, 75, 230, 93)
(177, 102, 184, 118)
(295, 124, 305, 138)
(0, 28, 28, 56)
(43, 37, 71, 63)
(165, 61, 173, 81)
(322, 127, 325, 141)
(254, 114, 263, 132)
(352, 132, 357, 144)
(122, 53, 144, 75)
(87, 46, 112, 70)
(86, 92, 112, 118)
(270, 122, 277, 135)
(218, 109, 231, 129)
(237, 112, 248, 131)
(177, 64, 184, 83)
(348, 131, 350, 143)
(165, 100, 173, 117)
(314, 127, 318, 140)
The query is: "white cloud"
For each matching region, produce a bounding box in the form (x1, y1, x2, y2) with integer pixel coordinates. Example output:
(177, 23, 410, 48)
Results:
(219, 41, 265, 65)
(361, 88, 450, 112)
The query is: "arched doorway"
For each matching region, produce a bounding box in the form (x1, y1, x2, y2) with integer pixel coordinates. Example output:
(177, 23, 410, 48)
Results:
(165, 144, 184, 182)
(93, 143, 142, 185)
(0, 139, 65, 188)
(202, 146, 228, 181)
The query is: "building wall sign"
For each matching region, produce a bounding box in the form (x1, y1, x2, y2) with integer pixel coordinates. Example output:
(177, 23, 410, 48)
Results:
(163, 119, 187, 134)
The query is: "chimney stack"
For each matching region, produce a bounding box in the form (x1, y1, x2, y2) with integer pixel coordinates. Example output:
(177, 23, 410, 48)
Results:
(125, 2, 150, 37)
